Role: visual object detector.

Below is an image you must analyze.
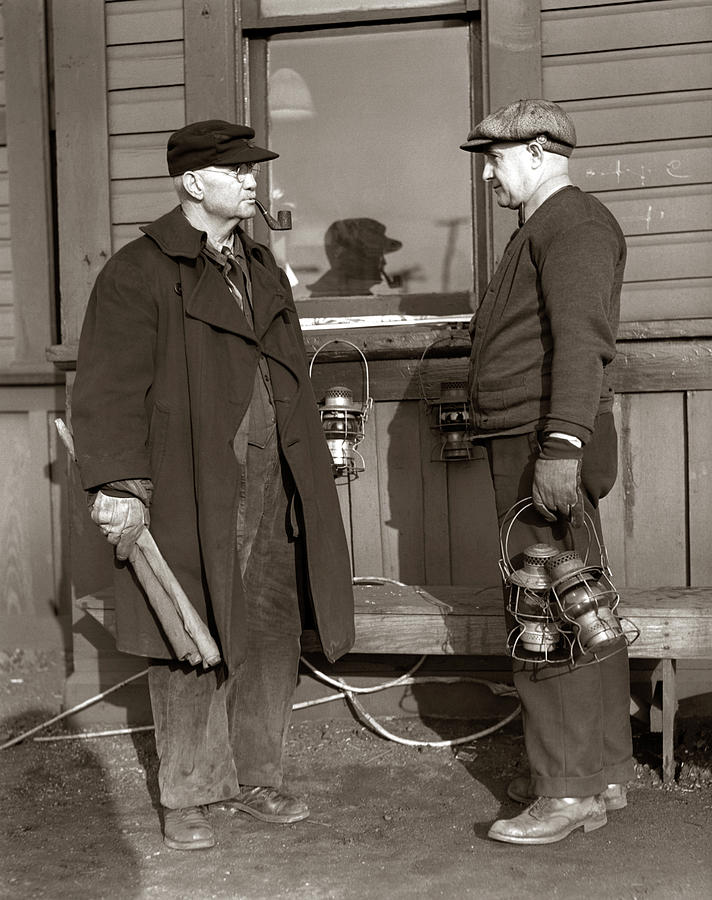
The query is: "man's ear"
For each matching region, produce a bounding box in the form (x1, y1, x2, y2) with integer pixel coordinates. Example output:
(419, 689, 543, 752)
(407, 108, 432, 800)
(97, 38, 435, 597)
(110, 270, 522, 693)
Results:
(527, 141, 544, 168)
(182, 170, 204, 201)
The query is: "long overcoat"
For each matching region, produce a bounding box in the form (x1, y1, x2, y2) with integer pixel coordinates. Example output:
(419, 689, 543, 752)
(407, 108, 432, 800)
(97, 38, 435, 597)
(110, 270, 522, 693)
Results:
(72, 206, 355, 667)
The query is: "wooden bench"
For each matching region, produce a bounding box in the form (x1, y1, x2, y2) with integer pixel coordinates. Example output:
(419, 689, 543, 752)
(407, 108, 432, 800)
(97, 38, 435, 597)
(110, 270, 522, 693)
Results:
(79, 582, 712, 783)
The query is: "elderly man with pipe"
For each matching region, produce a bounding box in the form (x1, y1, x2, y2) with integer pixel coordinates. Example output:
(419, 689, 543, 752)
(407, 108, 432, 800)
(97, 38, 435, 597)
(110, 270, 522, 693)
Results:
(460, 99, 634, 844)
(72, 120, 354, 851)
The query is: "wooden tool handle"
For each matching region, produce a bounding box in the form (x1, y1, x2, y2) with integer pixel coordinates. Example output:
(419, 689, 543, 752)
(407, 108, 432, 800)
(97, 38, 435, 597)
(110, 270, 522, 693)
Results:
(135, 529, 222, 668)
(128, 545, 202, 666)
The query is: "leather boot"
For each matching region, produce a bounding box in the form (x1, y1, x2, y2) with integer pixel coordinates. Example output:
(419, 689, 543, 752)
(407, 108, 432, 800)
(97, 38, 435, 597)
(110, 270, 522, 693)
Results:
(488, 795, 607, 844)
(218, 786, 310, 824)
(163, 805, 215, 851)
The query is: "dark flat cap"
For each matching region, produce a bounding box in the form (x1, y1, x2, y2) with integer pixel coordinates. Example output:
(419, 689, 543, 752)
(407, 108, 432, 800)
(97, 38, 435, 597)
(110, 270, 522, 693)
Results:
(325, 219, 402, 261)
(167, 120, 278, 176)
(461, 99, 576, 157)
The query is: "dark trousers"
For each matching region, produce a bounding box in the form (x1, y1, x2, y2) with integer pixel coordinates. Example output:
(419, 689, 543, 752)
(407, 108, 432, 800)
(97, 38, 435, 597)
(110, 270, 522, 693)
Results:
(484, 413, 634, 797)
(148, 432, 302, 810)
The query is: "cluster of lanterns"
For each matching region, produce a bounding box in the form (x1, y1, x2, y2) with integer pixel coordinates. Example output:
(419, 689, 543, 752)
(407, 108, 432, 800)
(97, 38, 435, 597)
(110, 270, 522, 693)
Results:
(500, 500, 638, 665)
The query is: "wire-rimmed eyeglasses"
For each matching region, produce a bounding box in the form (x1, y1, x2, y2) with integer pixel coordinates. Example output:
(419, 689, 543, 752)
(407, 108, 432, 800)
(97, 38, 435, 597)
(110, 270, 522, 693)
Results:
(201, 163, 261, 182)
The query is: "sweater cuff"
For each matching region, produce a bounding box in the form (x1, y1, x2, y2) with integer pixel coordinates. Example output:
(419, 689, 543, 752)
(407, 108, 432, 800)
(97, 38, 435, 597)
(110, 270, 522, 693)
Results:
(539, 434, 584, 460)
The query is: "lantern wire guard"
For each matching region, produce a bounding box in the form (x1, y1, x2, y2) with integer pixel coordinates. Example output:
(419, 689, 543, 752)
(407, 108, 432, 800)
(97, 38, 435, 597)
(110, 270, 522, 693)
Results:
(499, 498, 639, 666)
(417, 335, 476, 461)
(309, 339, 373, 478)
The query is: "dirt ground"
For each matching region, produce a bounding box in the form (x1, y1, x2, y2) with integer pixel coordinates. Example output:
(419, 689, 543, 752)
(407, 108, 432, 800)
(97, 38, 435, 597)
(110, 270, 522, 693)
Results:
(2, 648, 712, 900)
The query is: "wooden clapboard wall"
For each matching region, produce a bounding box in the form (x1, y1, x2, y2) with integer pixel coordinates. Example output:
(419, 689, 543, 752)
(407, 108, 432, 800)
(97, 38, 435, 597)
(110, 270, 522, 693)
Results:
(106, 0, 184, 253)
(0, 4, 10, 367)
(539, 0, 712, 590)
(542, 0, 712, 323)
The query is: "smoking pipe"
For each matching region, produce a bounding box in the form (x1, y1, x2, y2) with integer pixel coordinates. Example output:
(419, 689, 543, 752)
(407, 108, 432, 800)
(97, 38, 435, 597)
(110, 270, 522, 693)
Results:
(255, 199, 292, 231)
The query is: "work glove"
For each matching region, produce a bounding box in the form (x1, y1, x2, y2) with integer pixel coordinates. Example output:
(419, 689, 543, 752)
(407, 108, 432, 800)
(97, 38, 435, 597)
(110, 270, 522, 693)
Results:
(532, 435, 584, 528)
(90, 491, 148, 560)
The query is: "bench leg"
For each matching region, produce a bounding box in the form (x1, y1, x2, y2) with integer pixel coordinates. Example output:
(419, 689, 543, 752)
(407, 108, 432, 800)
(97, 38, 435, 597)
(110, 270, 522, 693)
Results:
(661, 659, 678, 784)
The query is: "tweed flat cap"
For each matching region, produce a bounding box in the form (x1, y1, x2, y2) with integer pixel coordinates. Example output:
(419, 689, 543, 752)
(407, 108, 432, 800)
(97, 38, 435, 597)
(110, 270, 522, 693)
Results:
(167, 120, 278, 176)
(460, 99, 577, 157)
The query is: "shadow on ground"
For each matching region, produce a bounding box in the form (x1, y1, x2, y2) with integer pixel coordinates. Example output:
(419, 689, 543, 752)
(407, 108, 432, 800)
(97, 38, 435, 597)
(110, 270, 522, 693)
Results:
(2, 650, 712, 900)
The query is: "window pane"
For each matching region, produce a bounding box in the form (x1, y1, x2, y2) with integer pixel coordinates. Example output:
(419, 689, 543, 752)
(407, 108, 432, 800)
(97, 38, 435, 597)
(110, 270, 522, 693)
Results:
(262, 1, 457, 15)
(267, 25, 472, 301)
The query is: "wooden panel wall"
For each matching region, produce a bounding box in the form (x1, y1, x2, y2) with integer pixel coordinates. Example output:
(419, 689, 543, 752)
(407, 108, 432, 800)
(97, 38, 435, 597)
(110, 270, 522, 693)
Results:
(0, 5, 11, 367)
(541, 0, 712, 322)
(0, 386, 68, 619)
(106, 0, 185, 252)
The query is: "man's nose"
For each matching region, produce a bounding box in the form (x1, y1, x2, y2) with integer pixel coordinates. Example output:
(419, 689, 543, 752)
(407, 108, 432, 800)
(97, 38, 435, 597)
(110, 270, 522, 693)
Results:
(482, 161, 494, 181)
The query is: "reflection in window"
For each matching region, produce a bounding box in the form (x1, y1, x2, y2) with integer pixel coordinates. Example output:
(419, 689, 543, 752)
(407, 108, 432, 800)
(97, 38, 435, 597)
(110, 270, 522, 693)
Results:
(267, 24, 472, 300)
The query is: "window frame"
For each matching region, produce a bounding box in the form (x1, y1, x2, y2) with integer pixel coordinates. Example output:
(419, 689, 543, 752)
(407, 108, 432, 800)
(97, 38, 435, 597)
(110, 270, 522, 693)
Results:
(243, 8, 487, 327)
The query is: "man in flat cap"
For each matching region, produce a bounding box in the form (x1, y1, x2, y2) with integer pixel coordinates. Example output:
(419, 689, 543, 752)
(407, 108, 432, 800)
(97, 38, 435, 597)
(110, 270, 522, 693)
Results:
(72, 120, 354, 850)
(461, 99, 633, 843)
(308, 218, 402, 296)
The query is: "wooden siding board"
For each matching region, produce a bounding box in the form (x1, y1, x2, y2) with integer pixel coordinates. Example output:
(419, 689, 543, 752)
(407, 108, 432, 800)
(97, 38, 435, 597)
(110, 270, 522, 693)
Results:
(625, 232, 712, 282)
(595, 184, 712, 237)
(0, 411, 33, 613)
(417, 399, 452, 584)
(375, 400, 426, 584)
(106, 0, 183, 46)
(348, 408, 385, 577)
(559, 92, 712, 146)
(542, 2, 712, 55)
(111, 177, 175, 224)
(110, 132, 172, 179)
(614, 393, 687, 586)
(572, 140, 712, 192)
(106, 41, 184, 92)
(688, 390, 712, 584)
(620, 280, 712, 322)
(447, 457, 501, 587)
(108, 86, 184, 135)
(544, 44, 712, 102)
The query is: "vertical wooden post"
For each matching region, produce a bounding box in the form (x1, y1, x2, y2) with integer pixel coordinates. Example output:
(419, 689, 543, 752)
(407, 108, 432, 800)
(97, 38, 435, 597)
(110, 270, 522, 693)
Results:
(4, 0, 56, 367)
(51, 0, 112, 348)
(481, 0, 542, 269)
(184, 0, 240, 123)
(661, 658, 678, 784)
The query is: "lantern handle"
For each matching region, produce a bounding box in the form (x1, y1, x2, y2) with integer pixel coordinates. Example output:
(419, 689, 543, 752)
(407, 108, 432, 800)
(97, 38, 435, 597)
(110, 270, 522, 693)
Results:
(499, 498, 608, 576)
(417, 335, 465, 405)
(308, 339, 372, 420)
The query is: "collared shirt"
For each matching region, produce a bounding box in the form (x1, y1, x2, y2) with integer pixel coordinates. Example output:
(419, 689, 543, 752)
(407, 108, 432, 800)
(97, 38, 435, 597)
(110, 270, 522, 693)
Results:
(202, 236, 276, 450)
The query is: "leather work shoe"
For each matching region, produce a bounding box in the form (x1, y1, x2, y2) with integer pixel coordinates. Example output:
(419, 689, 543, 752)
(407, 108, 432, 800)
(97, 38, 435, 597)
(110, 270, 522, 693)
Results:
(488, 795, 607, 845)
(507, 775, 627, 811)
(163, 805, 215, 851)
(221, 786, 310, 824)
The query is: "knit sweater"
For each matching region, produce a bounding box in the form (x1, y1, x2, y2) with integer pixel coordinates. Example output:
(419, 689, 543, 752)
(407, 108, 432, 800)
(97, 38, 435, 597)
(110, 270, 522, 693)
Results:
(468, 186, 626, 444)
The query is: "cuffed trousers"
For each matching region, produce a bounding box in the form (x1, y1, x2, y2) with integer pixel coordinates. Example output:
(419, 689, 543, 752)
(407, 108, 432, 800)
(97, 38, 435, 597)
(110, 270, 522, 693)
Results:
(148, 432, 303, 810)
(483, 413, 634, 797)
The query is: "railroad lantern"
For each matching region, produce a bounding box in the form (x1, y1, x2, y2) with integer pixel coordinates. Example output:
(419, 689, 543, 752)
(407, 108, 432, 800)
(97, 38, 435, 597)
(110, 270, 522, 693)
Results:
(418, 336, 476, 461)
(309, 339, 372, 478)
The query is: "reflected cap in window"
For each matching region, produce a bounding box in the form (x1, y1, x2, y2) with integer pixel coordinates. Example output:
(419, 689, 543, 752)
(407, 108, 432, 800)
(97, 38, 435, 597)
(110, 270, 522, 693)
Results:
(325, 219, 402, 264)
(167, 120, 279, 176)
(460, 99, 577, 158)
